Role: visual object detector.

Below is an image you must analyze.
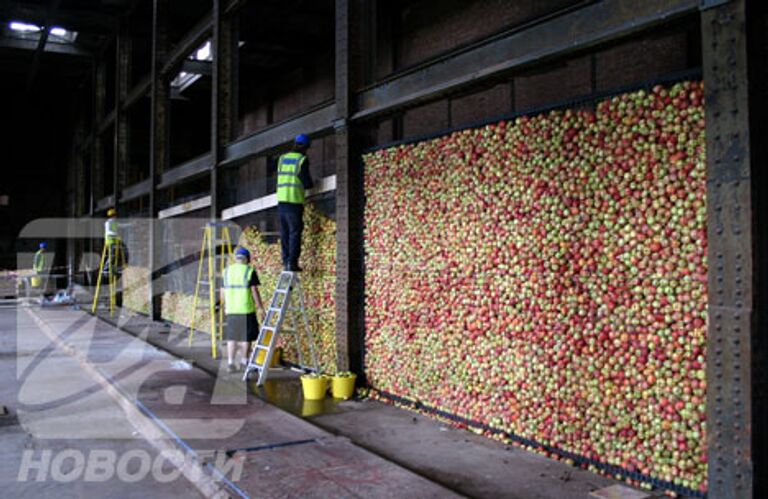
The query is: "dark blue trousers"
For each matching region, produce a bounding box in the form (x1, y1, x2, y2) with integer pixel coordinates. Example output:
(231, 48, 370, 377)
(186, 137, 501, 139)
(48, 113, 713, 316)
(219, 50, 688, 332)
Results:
(278, 203, 304, 269)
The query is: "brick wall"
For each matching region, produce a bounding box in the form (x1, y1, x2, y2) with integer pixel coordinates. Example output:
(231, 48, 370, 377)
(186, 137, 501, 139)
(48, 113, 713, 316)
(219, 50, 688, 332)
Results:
(594, 31, 691, 91)
(402, 100, 450, 139)
(450, 83, 513, 130)
(514, 56, 593, 111)
(369, 13, 696, 147)
(235, 3, 696, 160)
(389, 0, 581, 71)
(238, 53, 333, 138)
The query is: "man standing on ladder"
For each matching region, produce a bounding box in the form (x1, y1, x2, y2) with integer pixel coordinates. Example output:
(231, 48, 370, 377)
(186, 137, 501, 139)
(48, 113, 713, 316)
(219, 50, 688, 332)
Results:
(105, 208, 119, 249)
(105, 207, 125, 305)
(220, 247, 266, 373)
(277, 134, 313, 272)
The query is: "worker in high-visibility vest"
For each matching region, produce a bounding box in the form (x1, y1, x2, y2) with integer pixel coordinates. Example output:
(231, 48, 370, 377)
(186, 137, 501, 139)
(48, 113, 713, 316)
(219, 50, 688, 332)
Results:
(276, 134, 314, 271)
(103, 207, 129, 274)
(220, 247, 265, 373)
(32, 242, 47, 288)
(105, 208, 119, 246)
(33, 242, 47, 273)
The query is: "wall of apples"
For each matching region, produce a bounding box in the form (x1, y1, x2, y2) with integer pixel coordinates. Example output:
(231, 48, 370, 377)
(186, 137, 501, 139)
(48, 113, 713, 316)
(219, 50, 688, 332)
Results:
(239, 204, 338, 373)
(363, 81, 707, 493)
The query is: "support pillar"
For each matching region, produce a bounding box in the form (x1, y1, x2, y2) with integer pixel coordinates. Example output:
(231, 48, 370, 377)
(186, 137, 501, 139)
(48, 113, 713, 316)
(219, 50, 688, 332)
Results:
(149, 0, 170, 320)
(702, 0, 766, 496)
(92, 61, 106, 203)
(211, 0, 238, 220)
(334, 0, 365, 374)
(114, 23, 132, 209)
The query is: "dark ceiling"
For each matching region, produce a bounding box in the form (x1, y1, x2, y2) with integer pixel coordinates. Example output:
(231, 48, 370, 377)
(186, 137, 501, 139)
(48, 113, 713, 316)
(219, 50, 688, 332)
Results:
(0, 0, 336, 267)
(0, 0, 136, 267)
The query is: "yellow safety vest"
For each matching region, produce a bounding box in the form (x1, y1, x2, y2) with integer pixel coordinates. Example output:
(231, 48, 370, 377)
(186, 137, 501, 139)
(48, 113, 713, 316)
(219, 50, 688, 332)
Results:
(276, 152, 306, 204)
(33, 250, 45, 273)
(223, 263, 255, 314)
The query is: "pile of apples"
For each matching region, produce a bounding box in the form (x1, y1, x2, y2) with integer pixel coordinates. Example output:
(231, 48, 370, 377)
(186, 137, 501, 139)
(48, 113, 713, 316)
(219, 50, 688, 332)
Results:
(122, 265, 150, 315)
(240, 204, 338, 373)
(161, 291, 212, 333)
(363, 81, 707, 492)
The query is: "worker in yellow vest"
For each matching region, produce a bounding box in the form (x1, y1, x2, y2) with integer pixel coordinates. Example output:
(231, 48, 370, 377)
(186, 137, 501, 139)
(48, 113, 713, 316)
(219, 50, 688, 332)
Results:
(105, 208, 119, 246)
(33, 242, 47, 273)
(32, 242, 47, 288)
(220, 247, 265, 373)
(276, 134, 314, 271)
(103, 207, 129, 274)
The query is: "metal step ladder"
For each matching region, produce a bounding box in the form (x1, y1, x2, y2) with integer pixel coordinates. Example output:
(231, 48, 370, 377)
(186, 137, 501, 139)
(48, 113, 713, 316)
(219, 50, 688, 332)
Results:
(188, 222, 233, 359)
(243, 271, 319, 385)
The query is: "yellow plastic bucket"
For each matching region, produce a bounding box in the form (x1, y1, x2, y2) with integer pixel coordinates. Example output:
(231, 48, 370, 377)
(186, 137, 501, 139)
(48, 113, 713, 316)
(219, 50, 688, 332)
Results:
(331, 374, 357, 400)
(301, 375, 328, 400)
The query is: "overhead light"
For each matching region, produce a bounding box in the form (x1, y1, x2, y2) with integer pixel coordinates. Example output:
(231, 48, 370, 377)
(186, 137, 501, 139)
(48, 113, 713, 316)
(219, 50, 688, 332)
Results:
(195, 41, 211, 61)
(171, 71, 201, 93)
(8, 22, 77, 42)
(9, 22, 41, 32)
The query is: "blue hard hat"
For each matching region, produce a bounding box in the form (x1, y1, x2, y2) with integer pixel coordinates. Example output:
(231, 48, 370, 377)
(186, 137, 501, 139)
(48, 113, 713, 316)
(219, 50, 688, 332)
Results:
(295, 134, 310, 146)
(39, 242, 47, 250)
(235, 247, 250, 260)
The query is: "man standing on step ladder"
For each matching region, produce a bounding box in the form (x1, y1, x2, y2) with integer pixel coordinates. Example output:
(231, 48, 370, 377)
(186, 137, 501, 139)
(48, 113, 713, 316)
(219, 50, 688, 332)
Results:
(105, 208, 119, 247)
(104, 208, 126, 270)
(221, 247, 266, 373)
(276, 134, 314, 272)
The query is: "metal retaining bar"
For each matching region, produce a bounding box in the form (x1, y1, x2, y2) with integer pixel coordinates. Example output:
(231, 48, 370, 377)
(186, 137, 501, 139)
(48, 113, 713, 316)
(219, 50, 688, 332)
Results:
(224, 439, 318, 458)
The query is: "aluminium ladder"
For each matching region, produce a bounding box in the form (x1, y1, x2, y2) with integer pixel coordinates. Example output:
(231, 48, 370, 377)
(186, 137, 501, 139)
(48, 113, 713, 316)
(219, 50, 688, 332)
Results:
(243, 271, 319, 385)
(189, 222, 233, 359)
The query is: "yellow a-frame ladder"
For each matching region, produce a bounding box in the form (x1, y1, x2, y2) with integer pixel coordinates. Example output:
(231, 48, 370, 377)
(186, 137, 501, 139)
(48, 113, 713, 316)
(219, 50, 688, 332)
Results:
(189, 222, 233, 358)
(91, 240, 126, 317)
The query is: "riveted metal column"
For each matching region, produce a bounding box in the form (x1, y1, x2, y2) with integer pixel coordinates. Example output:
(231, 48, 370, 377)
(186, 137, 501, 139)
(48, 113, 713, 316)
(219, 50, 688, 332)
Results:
(93, 60, 106, 203)
(335, 0, 364, 374)
(114, 23, 132, 209)
(149, 0, 170, 320)
(211, 0, 238, 219)
(702, 0, 760, 496)
(74, 113, 88, 217)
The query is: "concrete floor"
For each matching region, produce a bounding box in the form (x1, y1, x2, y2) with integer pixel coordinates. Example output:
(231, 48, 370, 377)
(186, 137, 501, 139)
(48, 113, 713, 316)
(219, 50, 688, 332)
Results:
(0, 300, 203, 498)
(82, 301, 660, 499)
(1, 300, 457, 498)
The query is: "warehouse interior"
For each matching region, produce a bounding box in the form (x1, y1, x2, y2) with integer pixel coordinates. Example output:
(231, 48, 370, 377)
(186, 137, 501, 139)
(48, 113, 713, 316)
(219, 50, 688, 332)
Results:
(1, 0, 767, 497)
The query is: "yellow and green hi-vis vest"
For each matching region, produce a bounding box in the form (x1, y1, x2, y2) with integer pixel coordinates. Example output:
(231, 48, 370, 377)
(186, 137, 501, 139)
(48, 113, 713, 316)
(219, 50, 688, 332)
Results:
(276, 152, 306, 204)
(33, 249, 45, 273)
(223, 263, 255, 314)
